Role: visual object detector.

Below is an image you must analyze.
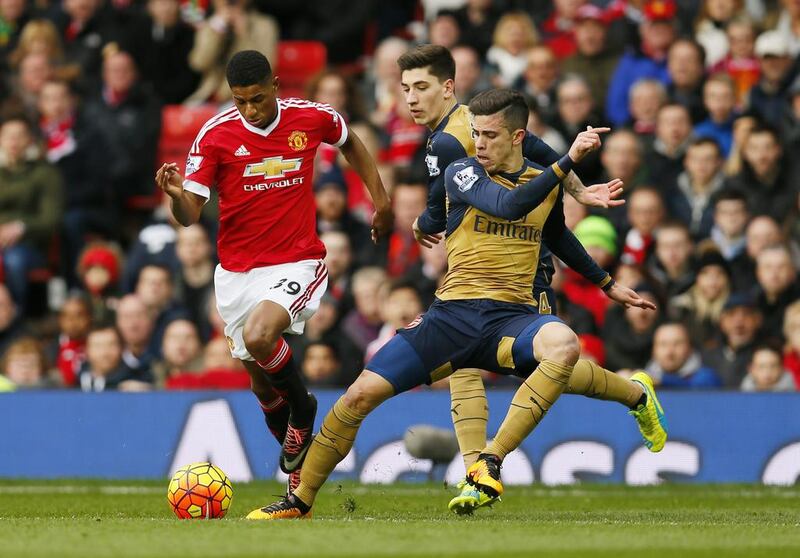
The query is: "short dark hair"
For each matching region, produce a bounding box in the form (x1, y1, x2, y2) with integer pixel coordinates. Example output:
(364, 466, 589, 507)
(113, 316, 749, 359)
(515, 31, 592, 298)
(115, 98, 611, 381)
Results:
(468, 88, 529, 132)
(226, 50, 272, 88)
(397, 44, 455, 83)
(712, 187, 748, 208)
(688, 136, 722, 155)
(746, 123, 781, 144)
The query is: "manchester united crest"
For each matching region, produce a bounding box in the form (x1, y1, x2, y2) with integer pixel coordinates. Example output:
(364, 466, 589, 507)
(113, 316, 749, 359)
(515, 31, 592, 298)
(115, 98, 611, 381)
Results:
(288, 130, 308, 151)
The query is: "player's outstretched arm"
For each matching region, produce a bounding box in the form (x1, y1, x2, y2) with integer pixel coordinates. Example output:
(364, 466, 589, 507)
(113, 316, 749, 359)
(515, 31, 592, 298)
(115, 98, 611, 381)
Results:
(155, 163, 205, 226)
(339, 132, 393, 242)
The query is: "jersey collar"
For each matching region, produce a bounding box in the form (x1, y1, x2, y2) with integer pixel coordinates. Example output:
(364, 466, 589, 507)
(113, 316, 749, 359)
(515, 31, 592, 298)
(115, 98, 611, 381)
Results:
(239, 101, 282, 137)
(432, 103, 461, 134)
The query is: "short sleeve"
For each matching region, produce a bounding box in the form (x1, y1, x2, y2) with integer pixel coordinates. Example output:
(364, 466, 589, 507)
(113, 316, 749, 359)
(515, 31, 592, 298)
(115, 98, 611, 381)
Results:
(183, 130, 218, 200)
(319, 105, 349, 147)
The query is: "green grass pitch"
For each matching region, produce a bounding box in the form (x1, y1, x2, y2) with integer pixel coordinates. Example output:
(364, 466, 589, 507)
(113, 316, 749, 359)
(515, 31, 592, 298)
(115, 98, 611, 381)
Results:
(1, 480, 799, 558)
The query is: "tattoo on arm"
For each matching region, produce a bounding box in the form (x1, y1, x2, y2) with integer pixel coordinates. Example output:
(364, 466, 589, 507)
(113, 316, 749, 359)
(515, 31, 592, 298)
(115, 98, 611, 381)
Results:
(563, 171, 584, 198)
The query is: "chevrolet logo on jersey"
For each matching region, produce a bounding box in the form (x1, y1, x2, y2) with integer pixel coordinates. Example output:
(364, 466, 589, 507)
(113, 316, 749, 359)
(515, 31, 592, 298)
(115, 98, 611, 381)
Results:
(243, 157, 302, 179)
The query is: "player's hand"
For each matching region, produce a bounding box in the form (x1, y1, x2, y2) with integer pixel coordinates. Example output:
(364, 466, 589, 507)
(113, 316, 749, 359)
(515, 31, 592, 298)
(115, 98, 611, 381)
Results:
(412, 217, 442, 248)
(371, 205, 394, 243)
(606, 282, 657, 310)
(573, 178, 625, 208)
(156, 162, 184, 199)
(568, 126, 611, 163)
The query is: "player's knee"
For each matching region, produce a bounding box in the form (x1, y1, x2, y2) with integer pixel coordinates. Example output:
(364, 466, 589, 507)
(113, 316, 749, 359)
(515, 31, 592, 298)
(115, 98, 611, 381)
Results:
(535, 324, 580, 366)
(242, 320, 282, 357)
(341, 380, 380, 416)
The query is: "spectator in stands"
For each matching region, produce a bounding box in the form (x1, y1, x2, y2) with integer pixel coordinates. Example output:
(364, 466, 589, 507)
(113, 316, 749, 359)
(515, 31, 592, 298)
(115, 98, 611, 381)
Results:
(621, 186, 664, 266)
(116, 293, 155, 383)
(725, 125, 797, 224)
(669, 249, 732, 348)
(155, 318, 203, 385)
(526, 102, 567, 154)
(83, 50, 160, 205)
(174, 223, 214, 339)
(774, 0, 800, 56)
(517, 45, 559, 124)
(645, 103, 692, 191)
(711, 17, 760, 109)
(0, 284, 25, 360)
(703, 292, 763, 387)
(603, 283, 661, 371)
(38, 79, 115, 285)
(0, 336, 51, 389)
(694, 73, 738, 157)
(782, 77, 800, 160)
(487, 12, 539, 88)
(598, 130, 645, 227)
(47, 295, 92, 387)
(552, 74, 603, 144)
(185, 0, 277, 104)
(315, 168, 374, 267)
(295, 292, 361, 381)
(384, 183, 427, 277)
(301, 341, 343, 387)
(666, 38, 707, 123)
(722, 114, 757, 177)
(782, 300, 800, 387)
(50, 0, 118, 84)
(539, 0, 584, 59)
(306, 70, 367, 126)
(566, 216, 618, 328)
(754, 244, 800, 341)
(709, 187, 748, 262)
(134, 263, 188, 358)
(365, 37, 408, 128)
(451, 45, 486, 105)
(76, 241, 122, 324)
(0, 0, 31, 69)
(741, 343, 796, 391)
(341, 266, 386, 354)
(628, 79, 667, 140)
(125, 0, 199, 104)
(562, 4, 619, 113)
(647, 322, 722, 388)
(0, 116, 63, 310)
(321, 231, 353, 304)
(203, 336, 239, 371)
(365, 281, 423, 362)
(8, 19, 78, 81)
(427, 12, 460, 50)
(403, 236, 447, 308)
(122, 195, 179, 292)
(606, 0, 676, 126)
(667, 137, 725, 239)
(79, 326, 147, 392)
(449, 0, 500, 57)
(3, 52, 54, 120)
(748, 30, 794, 127)
(729, 214, 783, 290)
(648, 221, 696, 300)
(694, 0, 743, 67)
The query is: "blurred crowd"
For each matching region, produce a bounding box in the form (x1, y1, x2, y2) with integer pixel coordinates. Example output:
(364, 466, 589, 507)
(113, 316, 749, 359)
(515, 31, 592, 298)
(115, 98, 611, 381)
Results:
(0, 0, 799, 394)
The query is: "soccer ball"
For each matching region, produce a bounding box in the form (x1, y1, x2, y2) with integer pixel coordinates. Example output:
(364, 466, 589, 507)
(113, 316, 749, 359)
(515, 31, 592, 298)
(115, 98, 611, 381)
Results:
(167, 462, 233, 519)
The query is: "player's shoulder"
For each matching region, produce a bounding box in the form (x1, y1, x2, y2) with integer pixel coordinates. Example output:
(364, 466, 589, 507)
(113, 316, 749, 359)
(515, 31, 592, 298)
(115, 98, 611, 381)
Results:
(444, 157, 485, 194)
(278, 97, 340, 119)
(429, 128, 469, 159)
(191, 106, 241, 150)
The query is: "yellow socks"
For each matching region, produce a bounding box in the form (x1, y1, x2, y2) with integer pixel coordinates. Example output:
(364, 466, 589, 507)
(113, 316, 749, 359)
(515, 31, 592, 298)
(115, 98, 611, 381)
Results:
(293, 398, 366, 506)
(486, 360, 573, 460)
(567, 359, 643, 408)
(449, 369, 489, 468)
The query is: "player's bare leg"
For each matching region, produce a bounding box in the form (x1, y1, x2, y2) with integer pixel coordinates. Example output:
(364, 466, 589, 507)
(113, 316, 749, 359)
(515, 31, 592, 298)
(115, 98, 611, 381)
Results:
(243, 300, 317, 473)
(246, 370, 394, 519)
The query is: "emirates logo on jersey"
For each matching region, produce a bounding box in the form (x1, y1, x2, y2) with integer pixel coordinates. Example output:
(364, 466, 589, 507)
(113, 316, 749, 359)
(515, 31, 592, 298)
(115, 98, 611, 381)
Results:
(288, 130, 308, 151)
(243, 156, 303, 179)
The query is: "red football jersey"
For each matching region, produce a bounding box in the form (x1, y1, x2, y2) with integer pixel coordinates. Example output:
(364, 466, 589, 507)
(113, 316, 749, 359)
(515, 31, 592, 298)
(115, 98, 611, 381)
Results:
(183, 98, 348, 271)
